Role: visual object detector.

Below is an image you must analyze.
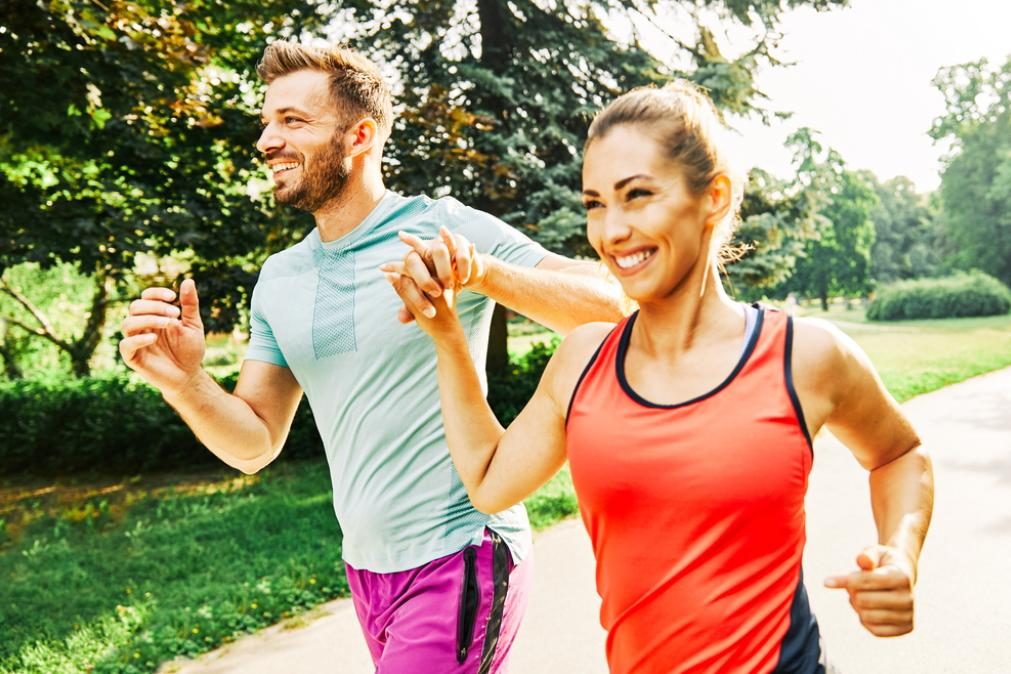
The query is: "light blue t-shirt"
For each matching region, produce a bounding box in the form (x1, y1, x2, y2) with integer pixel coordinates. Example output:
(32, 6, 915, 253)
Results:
(245, 191, 548, 572)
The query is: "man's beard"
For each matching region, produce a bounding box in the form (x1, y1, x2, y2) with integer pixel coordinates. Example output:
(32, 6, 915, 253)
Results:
(274, 133, 350, 213)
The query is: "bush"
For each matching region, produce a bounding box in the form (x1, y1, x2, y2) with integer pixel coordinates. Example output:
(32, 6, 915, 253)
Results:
(867, 272, 1011, 321)
(0, 373, 322, 475)
(487, 337, 559, 424)
(1, 340, 558, 476)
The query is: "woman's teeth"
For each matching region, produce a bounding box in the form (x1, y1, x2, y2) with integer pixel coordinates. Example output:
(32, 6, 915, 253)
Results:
(615, 249, 655, 269)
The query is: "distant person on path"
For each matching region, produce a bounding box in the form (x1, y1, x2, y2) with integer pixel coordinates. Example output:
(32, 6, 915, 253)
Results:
(119, 41, 624, 673)
(386, 81, 935, 674)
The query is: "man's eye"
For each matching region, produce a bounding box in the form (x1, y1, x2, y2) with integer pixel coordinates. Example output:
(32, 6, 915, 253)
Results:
(284, 116, 304, 125)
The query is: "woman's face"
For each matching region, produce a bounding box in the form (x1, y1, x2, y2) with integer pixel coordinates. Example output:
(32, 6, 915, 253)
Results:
(582, 124, 712, 302)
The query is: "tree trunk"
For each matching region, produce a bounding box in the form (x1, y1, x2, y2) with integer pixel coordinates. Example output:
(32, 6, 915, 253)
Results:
(0, 333, 22, 380)
(486, 304, 509, 381)
(65, 267, 113, 378)
(476, 0, 515, 382)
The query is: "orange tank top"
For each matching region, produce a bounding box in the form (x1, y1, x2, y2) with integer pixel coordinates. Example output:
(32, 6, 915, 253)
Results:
(565, 305, 823, 674)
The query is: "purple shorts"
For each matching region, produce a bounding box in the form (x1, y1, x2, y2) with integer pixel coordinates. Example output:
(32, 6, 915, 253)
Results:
(346, 529, 533, 673)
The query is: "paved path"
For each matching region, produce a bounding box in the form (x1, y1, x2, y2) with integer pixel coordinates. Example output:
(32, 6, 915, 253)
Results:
(163, 367, 1011, 674)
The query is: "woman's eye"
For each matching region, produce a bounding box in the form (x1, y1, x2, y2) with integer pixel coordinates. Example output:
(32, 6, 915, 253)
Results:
(626, 188, 652, 200)
(284, 117, 304, 126)
(582, 200, 603, 211)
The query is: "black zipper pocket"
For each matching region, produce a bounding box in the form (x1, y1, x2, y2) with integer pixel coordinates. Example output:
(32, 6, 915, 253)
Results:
(456, 546, 480, 663)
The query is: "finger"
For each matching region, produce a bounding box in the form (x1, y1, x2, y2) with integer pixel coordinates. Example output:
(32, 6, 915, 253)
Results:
(403, 251, 443, 297)
(129, 299, 182, 318)
(862, 621, 913, 638)
(119, 333, 159, 362)
(832, 567, 910, 592)
(122, 315, 176, 336)
(447, 231, 473, 285)
(398, 231, 432, 263)
(386, 272, 436, 319)
(141, 287, 177, 303)
(857, 545, 885, 571)
(398, 230, 426, 250)
(823, 574, 852, 589)
(851, 590, 914, 611)
(398, 306, 415, 324)
(857, 608, 914, 626)
(179, 279, 202, 327)
(428, 241, 454, 289)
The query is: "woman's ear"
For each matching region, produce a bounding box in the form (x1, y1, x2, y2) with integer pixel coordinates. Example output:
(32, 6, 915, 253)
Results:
(704, 174, 733, 229)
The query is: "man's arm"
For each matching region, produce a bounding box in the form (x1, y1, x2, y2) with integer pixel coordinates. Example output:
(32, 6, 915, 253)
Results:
(162, 362, 303, 474)
(120, 280, 303, 474)
(472, 252, 623, 334)
(389, 228, 625, 334)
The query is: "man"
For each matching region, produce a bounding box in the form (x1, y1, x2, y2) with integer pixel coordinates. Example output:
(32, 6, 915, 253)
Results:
(119, 41, 623, 673)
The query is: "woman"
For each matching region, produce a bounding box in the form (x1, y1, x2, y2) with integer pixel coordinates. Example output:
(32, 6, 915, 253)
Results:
(383, 81, 933, 674)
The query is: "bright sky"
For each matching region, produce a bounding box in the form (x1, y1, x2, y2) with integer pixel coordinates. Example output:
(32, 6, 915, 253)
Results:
(718, 0, 1011, 192)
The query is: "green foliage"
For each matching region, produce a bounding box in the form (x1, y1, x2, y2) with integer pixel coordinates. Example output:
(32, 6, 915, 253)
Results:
(868, 175, 944, 283)
(787, 168, 878, 308)
(0, 0, 323, 368)
(487, 336, 559, 424)
(0, 373, 322, 475)
(728, 129, 843, 297)
(930, 56, 1011, 286)
(0, 462, 347, 674)
(0, 262, 118, 378)
(867, 272, 1011, 321)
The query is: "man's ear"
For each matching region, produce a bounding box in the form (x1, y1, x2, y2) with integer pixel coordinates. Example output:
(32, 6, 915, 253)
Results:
(346, 117, 380, 159)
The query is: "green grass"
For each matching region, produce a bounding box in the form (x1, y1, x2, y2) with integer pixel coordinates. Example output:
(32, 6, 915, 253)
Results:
(798, 305, 1011, 401)
(3, 306, 1008, 673)
(0, 463, 348, 674)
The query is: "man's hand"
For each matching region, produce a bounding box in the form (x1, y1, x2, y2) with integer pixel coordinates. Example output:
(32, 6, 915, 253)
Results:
(381, 227, 485, 323)
(383, 263, 463, 339)
(119, 278, 206, 396)
(824, 544, 916, 637)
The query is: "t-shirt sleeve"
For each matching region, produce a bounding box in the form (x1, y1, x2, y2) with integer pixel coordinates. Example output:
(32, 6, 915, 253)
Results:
(446, 200, 549, 269)
(244, 280, 289, 368)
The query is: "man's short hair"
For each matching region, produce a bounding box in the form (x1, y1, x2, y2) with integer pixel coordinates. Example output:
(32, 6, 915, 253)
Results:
(257, 41, 393, 138)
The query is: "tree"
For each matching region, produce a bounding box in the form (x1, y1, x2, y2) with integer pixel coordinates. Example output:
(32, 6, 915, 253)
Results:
(345, 0, 847, 370)
(2, 0, 848, 377)
(867, 175, 942, 284)
(930, 56, 1011, 286)
(0, 0, 323, 375)
(788, 169, 878, 310)
(728, 128, 842, 297)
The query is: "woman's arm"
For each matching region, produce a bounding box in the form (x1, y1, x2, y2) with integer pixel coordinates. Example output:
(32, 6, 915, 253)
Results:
(385, 267, 612, 513)
(794, 318, 934, 637)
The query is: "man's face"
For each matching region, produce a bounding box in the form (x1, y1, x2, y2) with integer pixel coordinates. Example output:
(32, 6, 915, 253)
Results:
(257, 70, 350, 213)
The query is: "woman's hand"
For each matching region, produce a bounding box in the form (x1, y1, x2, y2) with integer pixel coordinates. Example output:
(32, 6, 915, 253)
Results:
(382, 260, 463, 339)
(824, 544, 916, 637)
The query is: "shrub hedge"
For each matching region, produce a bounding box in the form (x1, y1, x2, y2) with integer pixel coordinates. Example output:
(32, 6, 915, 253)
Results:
(1, 340, 559, 476)
(867, 272, 1011, 321)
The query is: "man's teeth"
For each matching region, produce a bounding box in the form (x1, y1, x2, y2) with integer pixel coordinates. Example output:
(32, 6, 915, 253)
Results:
(615, 250, 655, 269)
(272, 162, 300, 174)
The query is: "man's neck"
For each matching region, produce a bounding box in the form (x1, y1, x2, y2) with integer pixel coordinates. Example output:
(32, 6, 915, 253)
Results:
(313, 172, 387, 242)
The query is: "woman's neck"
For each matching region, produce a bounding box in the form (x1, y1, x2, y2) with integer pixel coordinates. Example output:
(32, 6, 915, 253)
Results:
(633, 260, 744, 363)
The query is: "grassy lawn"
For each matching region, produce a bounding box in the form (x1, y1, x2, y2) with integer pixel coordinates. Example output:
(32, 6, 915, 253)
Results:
(797, 304, 1011, 401)
(0, 462, 577, 674)
(1, 305, 1007, 673)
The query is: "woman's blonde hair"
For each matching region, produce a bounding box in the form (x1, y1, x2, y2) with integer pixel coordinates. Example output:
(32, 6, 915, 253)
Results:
(585, 81, 746, 262)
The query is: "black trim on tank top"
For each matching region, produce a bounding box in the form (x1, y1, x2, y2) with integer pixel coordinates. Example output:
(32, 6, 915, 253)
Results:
(564, 331, 613, 426)
(615, 305, 765, 410)
(784, 316, 814, 451)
